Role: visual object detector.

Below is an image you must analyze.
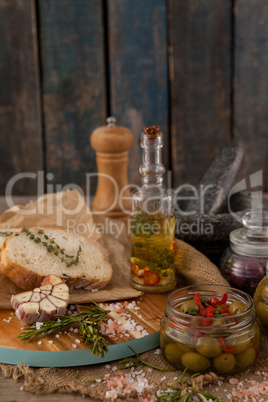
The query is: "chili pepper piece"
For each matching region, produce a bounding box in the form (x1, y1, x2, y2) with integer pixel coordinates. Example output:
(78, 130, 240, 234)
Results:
(219, 337, 235, 354)
(219, 293, 228, 305)
(198, 305, 206, 317)
(143, 270, 161, 286)
(205, 305, 215, 318)
(193, 293, 202, 305)
(210, 297, 220, 307)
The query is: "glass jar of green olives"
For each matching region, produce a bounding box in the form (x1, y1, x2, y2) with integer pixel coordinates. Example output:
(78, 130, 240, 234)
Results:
(160, 285, 259, 374)
(253, 262, 268, 335)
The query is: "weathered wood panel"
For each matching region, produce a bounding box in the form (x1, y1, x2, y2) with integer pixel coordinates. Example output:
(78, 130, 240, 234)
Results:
(168, 0, 232, 188)
(234, 0, 268, 191)
(108, 0, 169, 185)
(38, 0, 106, 194)
(0, 0, 43, 195)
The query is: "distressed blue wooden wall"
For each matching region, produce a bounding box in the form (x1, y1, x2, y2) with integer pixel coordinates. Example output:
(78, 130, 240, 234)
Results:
(0, 0, 267, 195)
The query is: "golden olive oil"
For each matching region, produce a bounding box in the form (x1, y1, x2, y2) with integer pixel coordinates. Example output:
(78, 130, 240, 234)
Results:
(130, 214, 176, 292)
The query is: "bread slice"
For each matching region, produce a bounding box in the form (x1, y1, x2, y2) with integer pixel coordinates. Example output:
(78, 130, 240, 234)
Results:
(0, 227, 112, 291)
(0, 229, 22, 248)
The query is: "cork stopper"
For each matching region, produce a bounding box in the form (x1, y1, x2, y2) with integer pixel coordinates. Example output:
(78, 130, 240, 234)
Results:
(143, 125, 162, 139)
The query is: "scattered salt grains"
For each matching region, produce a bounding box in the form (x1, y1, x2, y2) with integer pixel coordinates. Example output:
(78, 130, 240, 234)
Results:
(55, 334, 60, 338)
(36, 322, 43, 330)
(160, 376, 166, 381)
(73, 328, 78, 332)
(72, 343, 77, 348)
(142, 329, 149, 336)
(105, 365, 110, 369)
(154, 349, 161, 355)
(91, 289, 99, 292)
(136, 325, 144, 332)
(229, 378, 238, 385)
(20, 386, 23, 391)
(48, 340, 53, 344)
(69, 327, 74, 332)
(75, 339, 80, 344)
(38, 341, 42, 345)
(112, 366, 117, 371)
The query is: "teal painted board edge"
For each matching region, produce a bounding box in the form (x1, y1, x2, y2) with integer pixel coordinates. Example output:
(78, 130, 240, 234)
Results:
(0, 332, 159, 367)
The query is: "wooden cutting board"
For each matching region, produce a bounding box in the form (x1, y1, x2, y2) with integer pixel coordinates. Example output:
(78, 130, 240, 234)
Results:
(0, 292, 168, 367)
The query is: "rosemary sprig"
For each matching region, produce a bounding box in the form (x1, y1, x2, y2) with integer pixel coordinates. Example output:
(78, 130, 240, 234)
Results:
(160, 386, 224, 401)
(160, 385, 224, 402)
(18, 303, 109, 358)
(22, 227, 82, 268)
(118, 346, 176, 371)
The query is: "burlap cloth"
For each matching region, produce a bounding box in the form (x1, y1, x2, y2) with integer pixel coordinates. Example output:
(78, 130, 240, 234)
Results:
(0, 190, 267, 400)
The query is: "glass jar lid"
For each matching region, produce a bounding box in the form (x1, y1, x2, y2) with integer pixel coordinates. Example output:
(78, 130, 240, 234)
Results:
(230, 211, 268, 257)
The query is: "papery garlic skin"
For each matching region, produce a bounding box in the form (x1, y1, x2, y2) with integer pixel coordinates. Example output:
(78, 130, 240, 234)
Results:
(11, 274, 69, 325)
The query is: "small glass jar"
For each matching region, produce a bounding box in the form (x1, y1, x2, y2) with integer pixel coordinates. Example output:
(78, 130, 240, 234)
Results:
(220, 212, 268, 295)
(160, 285, 259, 374)
(253, 262, 268, 335)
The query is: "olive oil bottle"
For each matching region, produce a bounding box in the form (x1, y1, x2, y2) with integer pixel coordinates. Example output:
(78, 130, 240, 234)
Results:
(130, 126, 176, 293)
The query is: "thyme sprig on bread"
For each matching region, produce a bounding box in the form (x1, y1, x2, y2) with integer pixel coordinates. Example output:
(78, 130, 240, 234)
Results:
(22, 227, 82, 267)
(0, 230, 14, 237)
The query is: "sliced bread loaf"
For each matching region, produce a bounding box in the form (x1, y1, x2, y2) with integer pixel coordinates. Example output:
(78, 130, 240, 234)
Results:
(0, 229, 22, 248)
(0, 227, 113, 291)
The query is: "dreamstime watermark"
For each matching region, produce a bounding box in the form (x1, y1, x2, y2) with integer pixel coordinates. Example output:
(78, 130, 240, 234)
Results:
(4, 169, 265, 237)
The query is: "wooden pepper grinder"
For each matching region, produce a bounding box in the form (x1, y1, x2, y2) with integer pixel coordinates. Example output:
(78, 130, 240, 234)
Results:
(90, 117, 133, 220)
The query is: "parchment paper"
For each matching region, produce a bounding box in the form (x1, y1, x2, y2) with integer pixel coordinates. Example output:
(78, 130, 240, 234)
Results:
(0, 190, 142, 308)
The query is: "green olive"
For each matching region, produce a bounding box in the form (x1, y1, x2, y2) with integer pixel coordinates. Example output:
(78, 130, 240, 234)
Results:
(177, 341, 196, 353)
(235, 348, 256, 369)
(181, 352, 210, 372)
(256, 302, 268, 327)
(233, 333, 250, 355)
(251, 325, 260, 349)
(256, 317, 268, 336)
(254, 281, 264, 304)
(210, 318, 224, 326)
(229, 301, 248, 315)
(164, 343, 184, 367)
(196, 337, 221, 358)
(260, 285, 268, 300)
(180, 300, 198, 314)
(213, 353, 236, 373)
(160, 331, 170, 350)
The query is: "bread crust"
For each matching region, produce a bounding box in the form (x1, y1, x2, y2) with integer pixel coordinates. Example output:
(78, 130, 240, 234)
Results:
(0, 227, 112, 291)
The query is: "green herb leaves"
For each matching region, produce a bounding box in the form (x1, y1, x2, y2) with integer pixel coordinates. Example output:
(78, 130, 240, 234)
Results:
(23, 227, 82, 268)
(18, 302, 109, 358)
(0, 231, 14, 237)
(119, 346, 176, 371)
